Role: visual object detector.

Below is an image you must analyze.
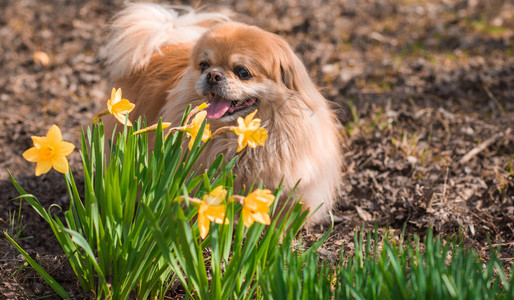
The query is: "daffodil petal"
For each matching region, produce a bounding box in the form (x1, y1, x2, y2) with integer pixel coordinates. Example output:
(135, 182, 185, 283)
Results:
(190, 111, 207, 132)
(184, 112, 211, 149)
(244, 199, 259, 211)
(205, 206, 226, 224)
(198, 214, 210, 239)
(237, 134, 247, 152)
(35, 160, 52, 176)
(258, 128, 269, 144)
(198, 110, 207, 119)
(249, 119, 261, 129)
(113, 113, 125, 123)
(113, 113, 133, 126)
(31, 136, 46, 149)
(201, 125, 211, 142)
(46, 125, 63, 146)
(113, 88, 122, 105)
(252, 211, 271, 225)
(242, 208, 255, 227)
(110, 88, 116, 103)
(58, 141, 75, 156)
(23, 147, 40, 162)
(256, 195, 275, 205)
(236, 117, 246, 130)
(204, 186, 227, 205)
(247, 139, 258, 149)
(256, 199, 271, 210)
(245, 109, 258, 124)
(52, 155, 69, 174)
(258, 190, 274, 203)
(202, 132, 211, 142)
(210, 216, 226, 224)
(113, 100, 135, 113)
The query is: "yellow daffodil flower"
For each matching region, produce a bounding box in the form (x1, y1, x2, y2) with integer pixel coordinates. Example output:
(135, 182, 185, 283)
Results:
(241, 189, 275, 227)
(22, 125, 75, 176)
(198, 186, 228, 239)
(107, 88, 135, 126)
(183, 110, 211, 150)
(232, 110, 268, 152)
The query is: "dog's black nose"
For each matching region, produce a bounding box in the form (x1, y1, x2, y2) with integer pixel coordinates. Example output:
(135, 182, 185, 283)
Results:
(206, 71, 224, 84)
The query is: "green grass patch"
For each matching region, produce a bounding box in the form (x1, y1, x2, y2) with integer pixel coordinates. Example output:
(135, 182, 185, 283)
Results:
(262, 229, 513, 300)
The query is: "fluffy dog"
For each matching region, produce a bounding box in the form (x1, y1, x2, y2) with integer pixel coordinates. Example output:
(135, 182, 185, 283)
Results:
(100, 3, 343, 224)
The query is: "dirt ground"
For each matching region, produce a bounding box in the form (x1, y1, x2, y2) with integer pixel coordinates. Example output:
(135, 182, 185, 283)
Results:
(0, 0, 513, 298)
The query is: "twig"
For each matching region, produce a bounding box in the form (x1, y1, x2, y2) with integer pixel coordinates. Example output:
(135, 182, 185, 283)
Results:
(481, 241, 514, 251)
(458, 131, 505, 164)
(442, 165, 449, 198)
(483, 84, 506, 116)
(491, 241, 514, 247)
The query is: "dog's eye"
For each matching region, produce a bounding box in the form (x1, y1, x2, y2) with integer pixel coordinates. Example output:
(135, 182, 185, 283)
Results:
(199, 61, 210, 73)
(234, 66, 252, 80)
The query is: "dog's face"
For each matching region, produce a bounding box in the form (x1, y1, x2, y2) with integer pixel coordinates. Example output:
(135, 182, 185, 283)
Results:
(191, 22, 311, 125)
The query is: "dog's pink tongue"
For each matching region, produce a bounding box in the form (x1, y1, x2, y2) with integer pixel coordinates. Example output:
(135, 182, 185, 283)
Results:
(206, 95, 231, 119)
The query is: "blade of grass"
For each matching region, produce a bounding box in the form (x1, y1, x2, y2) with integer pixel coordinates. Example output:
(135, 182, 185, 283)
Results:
(3, 232, 69, 298)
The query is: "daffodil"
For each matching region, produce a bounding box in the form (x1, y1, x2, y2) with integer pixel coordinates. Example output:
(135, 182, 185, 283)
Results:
(232, 110, 268, 152)
(198, 186, 229, 239)
(182, 110, 211, 150)
(240, 189, 275, 227)
(106, 88, 135, 126)
(22, 125, 75, 176)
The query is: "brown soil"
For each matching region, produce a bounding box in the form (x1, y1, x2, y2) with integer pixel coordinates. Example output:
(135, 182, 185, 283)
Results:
(1, 0, 512, 298)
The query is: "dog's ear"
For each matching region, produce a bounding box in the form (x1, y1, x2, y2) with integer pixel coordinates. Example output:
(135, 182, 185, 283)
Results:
(279, 60, 295, 90)
(272, 37, 319, 110)
(271, 39, 301, 90)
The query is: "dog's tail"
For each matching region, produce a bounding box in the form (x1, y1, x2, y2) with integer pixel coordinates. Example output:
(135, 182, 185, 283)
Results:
(100, 3, 229, 79)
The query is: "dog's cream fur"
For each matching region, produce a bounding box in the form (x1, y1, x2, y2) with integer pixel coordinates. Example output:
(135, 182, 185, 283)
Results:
(100, 3, 343, 224)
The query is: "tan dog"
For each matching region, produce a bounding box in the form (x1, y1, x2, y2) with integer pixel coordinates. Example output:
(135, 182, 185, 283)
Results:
(100, 3, 343, 224)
